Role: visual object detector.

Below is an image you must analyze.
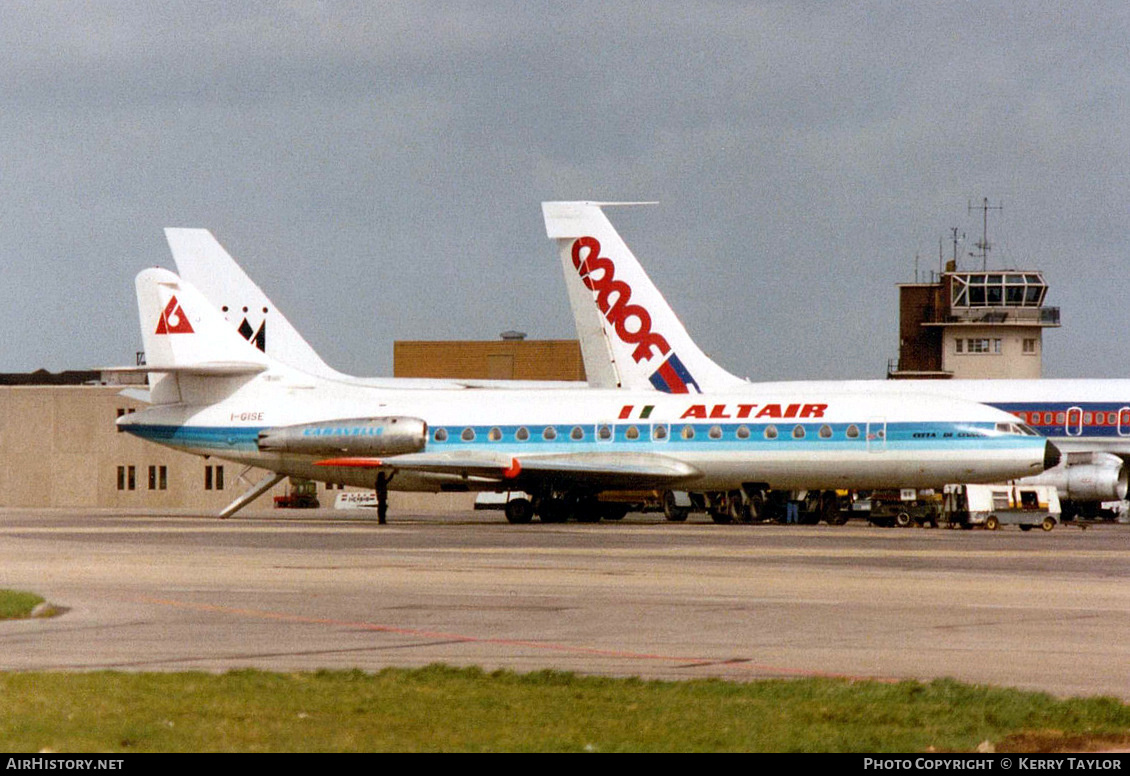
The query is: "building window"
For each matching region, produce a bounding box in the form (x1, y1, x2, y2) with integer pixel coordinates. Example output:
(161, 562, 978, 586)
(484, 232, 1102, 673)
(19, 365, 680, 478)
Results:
(1023, 338, 1037, 354)
(127, 466, 136, 491)
(955, 339, 963, 354)
(148, 466, 167, 490)
(117, 466, 125, 491)
(115, 407, 135, 432)
(205, 465, 225, 491)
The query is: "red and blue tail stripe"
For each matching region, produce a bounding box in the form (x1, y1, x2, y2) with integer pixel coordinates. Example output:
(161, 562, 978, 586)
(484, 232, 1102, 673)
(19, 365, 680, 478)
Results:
(649, 353, 702, 394)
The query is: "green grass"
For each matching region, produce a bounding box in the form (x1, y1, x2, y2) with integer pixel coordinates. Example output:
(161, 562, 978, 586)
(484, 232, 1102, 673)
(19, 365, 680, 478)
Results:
(0, 667, 1128, 752)
(0, 589, 44, 620)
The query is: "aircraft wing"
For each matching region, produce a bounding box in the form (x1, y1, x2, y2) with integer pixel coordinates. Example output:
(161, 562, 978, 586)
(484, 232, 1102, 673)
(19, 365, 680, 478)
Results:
(315, 451, 701, 489)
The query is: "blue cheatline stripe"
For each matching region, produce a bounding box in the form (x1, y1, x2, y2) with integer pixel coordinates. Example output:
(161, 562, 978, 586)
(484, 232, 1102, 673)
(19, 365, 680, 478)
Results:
(122, 420, 1041, 456)
(427, 421, 1036, 452)
(122, 425, 263, 452)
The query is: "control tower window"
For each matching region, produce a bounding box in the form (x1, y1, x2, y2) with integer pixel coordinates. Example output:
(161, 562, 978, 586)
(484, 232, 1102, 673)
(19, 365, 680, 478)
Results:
(951, 272, 1047, 308)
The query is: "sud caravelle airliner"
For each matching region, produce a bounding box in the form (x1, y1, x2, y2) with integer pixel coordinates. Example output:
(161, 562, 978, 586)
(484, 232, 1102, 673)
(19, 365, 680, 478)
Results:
(112, 265, 1058, 524)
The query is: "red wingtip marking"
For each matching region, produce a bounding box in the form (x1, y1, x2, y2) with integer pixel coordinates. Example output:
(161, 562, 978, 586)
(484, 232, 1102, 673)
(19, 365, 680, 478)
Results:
(314, 458, 385, 468)
(503, 458, 521, 479)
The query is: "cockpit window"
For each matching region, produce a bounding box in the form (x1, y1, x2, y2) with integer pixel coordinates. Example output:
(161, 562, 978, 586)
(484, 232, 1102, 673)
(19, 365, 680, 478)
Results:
(996, 422, 1040, 436)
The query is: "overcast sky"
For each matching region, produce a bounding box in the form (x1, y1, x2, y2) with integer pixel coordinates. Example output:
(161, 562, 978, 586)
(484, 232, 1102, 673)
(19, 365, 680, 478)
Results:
(2, 2, 1127, 381)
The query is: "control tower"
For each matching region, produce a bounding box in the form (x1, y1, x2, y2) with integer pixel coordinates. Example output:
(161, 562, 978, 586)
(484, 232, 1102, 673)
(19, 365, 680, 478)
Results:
(887, 268, 1060, 379)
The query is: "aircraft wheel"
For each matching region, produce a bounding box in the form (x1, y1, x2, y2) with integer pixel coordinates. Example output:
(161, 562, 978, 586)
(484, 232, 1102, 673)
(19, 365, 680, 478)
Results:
(662, 491, 689, 522)
(727, 491, 746, 523)
(1019, 524, 1033, 532)
(575, 500, 601, 523)
(504, 498, 533, 525)
(985, 515, 1000, 531)
(710, 510, 733, 525)
(538, 499, 570, 523)
(895, 512, 912, 528)
(602, 505, 628, 521)
(1041, 516, 1056, 532)
(744, 493, 764, 523)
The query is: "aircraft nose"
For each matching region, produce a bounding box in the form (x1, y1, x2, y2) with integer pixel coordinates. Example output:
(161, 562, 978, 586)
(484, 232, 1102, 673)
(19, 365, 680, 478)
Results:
(1043, 441, 1061, 471)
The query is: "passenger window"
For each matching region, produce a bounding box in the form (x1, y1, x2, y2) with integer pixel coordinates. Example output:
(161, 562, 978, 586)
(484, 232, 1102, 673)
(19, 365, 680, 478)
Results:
(819, 425, 832, 439)
(570, 426, 585, 441)
(542, 427, 557, 441)
(681, 425, 695, 440)
(764, 425, 778, 440)
(597, 424, 613, 441)
(515, 427, 530, 441)
(846, 424, 860, 439)
(653, 424, 668, 441)
(488, 427, 502, 442)
(708, 425, 723, 440)
(792, 425, 806, 439)
(625, 425, 640, 440)
(736, 425, 750, 440)
(434, 428, 448, 442)
(461, 427, 476, 442)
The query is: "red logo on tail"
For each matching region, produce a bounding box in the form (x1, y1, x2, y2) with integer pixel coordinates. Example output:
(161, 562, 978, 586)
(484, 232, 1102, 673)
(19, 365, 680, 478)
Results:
(571, 236, 670, 363)
(155, 296, 194, 334)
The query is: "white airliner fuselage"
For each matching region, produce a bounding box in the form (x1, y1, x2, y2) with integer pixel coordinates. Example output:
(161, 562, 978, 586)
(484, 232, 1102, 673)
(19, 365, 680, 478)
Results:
(117, 267, 1056, 522)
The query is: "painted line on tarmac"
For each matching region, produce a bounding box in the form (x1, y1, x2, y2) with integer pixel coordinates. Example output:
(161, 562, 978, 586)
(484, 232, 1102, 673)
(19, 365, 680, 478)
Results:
(135, 595, 881, 682)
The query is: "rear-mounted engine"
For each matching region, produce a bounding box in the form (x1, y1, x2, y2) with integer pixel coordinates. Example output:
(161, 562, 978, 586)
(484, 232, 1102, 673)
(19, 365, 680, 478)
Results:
(257, 417, 427, 456)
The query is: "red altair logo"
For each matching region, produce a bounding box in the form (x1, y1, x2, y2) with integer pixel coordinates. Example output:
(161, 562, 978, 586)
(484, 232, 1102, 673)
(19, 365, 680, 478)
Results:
(155, 296, 194, 334)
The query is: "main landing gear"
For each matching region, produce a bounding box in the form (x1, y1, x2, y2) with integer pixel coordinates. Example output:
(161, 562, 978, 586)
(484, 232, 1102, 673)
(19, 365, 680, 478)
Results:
(502, 491, 626, 524)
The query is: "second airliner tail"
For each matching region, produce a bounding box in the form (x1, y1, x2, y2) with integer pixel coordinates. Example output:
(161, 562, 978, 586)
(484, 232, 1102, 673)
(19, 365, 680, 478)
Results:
(542, 201, 746, 393)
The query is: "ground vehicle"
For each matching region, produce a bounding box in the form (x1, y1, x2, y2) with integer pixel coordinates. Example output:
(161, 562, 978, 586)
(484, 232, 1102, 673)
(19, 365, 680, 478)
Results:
(858, 489, 942, 527)
(943, 484, 1060, 531)
(273, 478, 320, 509)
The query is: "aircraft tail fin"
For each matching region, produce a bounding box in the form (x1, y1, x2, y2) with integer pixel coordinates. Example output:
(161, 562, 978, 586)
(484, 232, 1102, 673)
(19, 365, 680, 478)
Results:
(164, 228, 345, 380)
(542, 201, 745, 393)
(131, 267, 280, 404)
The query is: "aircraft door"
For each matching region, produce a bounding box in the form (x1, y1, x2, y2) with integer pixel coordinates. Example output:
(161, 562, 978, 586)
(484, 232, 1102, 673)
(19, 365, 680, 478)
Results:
(866, 418, 887, 453)
(1119, 407, 1130, 437)
(1065, 406, 1084, 437)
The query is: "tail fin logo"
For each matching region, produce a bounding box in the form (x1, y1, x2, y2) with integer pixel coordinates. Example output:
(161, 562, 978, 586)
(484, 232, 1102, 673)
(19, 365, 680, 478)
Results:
(155, 296, 194, 335)
(237, 318, 266, 351)
(572, 236, 670, 363)
(572, 236, 701, 393)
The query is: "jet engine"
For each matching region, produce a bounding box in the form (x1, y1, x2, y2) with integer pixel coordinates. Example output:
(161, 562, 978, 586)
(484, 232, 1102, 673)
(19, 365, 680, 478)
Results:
(257, 417, 427, 456)
(1022, 452, 1128, 502)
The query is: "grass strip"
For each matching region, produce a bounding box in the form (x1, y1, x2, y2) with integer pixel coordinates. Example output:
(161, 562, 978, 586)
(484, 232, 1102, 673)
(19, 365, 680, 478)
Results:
(0, 666, 1128, 753)
(0, 589, 44, 620)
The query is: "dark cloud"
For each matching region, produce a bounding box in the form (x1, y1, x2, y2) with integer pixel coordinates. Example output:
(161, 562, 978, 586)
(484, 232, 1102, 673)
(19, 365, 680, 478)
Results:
(1, 2, 1127, 379)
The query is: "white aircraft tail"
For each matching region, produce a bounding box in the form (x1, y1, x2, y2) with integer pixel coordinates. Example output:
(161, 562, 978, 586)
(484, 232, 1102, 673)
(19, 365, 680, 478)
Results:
(132, 267, 276, 404)
(164, 228, 346, 380)
(542, 201, 746, 393)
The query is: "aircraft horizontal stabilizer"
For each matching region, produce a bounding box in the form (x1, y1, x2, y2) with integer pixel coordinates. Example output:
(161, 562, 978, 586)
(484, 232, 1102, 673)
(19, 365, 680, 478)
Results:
(103, 362, 269, 376)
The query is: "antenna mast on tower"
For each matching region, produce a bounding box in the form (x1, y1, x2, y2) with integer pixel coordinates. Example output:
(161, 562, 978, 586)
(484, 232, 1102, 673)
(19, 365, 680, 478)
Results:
(968, 197, 1002, 270)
